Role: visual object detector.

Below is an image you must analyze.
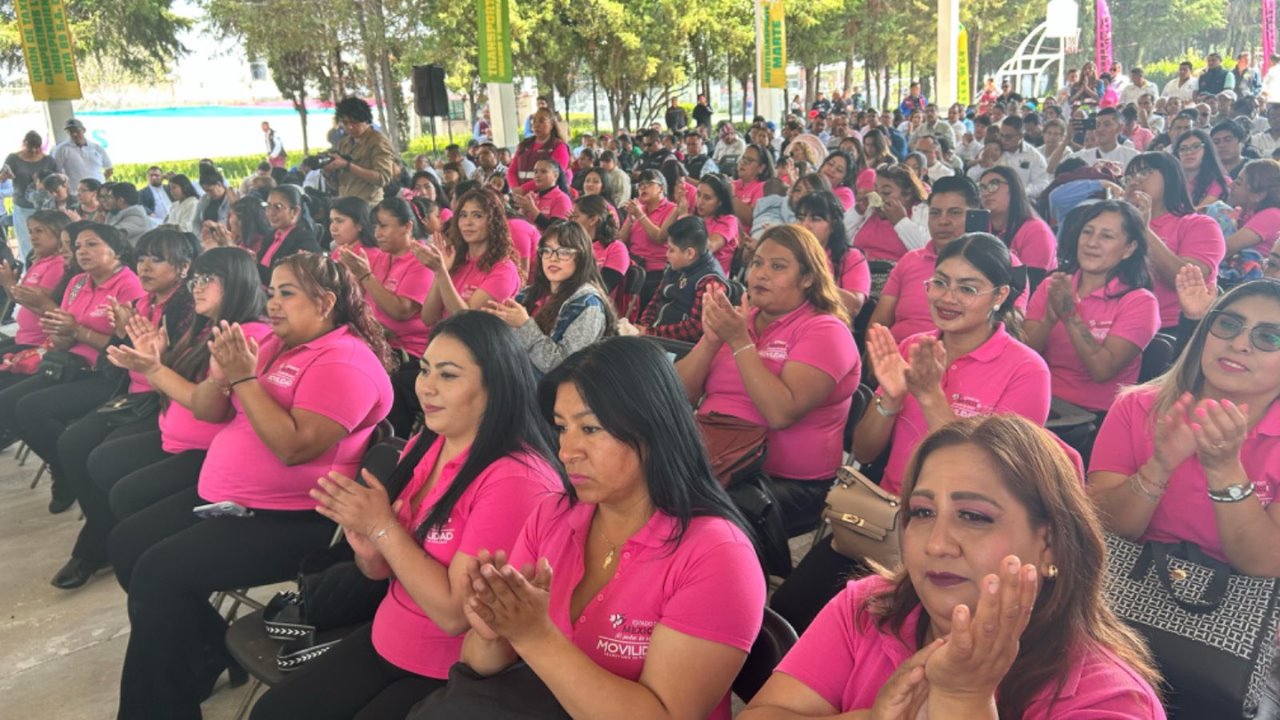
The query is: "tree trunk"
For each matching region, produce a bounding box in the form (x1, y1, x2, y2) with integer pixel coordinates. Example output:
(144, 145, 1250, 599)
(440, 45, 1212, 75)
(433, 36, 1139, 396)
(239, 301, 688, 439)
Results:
(804, 64, 816, 108)
(972, 29, 983, 102)
(298, 102, 310, 155)
(883, 65, 891, 110)
(864, 64, 872, 108)
(355, 0, 388, 136)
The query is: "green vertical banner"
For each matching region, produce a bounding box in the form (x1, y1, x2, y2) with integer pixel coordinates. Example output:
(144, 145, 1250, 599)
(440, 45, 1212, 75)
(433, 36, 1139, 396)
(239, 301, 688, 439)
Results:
(760, 0, 787, 89)
(476, 0, 513, 83)
(15, 0, 82, 101)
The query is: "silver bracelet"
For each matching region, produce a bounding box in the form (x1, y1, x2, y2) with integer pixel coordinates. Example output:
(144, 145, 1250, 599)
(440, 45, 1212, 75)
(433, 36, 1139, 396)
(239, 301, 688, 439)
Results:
(371, 526, 392, 543)
(732, 343, 755, 358)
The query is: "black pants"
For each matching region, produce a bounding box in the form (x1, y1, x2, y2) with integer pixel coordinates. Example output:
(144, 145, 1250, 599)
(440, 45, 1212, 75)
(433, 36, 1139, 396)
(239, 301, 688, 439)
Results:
(103, 444, 207, 522)
(771, 476, 833, 538)
(0, 373, 118, 500)
(58, 411, 158, 565)
(386, 355, 421, 440)
(250, 623, 445, 720)
(108, 487, 335, 720)
(770, 537, 867, 634)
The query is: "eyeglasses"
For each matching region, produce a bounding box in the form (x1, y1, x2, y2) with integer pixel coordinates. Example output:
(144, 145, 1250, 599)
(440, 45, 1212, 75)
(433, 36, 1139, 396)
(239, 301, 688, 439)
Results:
(977, 180, 1006, 194)
(1177, 142, 1205, 155)
(538, 246, 579, 261)
(267, 202, 289, 211)
(923, 278, 1002, 306)
(187, 273, 219, 292)
(1207, 311, 1280, 352)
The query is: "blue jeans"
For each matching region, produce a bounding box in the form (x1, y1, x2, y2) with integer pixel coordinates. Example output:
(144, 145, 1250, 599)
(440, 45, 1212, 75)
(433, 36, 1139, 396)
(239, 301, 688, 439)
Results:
(12, 204, 34, 261)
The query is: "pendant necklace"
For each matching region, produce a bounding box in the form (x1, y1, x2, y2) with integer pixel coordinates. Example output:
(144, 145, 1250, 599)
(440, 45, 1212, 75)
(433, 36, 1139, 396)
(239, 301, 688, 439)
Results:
(596, 524, 620, 570)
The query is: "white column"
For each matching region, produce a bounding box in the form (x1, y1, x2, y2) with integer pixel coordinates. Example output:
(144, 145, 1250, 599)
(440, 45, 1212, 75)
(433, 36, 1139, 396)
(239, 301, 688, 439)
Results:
(44, 100, 75, 147)
(936, 0, 960, 107)
(487, 82, 519, 149)
(754, 0, 785, 124)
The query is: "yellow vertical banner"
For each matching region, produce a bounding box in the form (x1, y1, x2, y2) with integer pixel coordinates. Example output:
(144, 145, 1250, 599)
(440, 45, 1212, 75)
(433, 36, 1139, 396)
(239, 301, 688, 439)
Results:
(476, 0, 512, 83)
(760, 0, 787, 89)
(15, 0, 82, 101)
(956, 24, 970, 106)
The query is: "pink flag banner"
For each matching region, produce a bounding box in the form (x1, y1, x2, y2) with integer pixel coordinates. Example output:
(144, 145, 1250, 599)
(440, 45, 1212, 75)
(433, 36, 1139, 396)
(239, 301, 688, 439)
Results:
(1265, 0, 1276, 73)
(1095, 0, 1113, 74)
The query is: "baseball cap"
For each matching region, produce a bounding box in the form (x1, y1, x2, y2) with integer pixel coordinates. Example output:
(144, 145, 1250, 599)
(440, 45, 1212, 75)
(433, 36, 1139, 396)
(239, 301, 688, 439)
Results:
(65, 118, 85, 131)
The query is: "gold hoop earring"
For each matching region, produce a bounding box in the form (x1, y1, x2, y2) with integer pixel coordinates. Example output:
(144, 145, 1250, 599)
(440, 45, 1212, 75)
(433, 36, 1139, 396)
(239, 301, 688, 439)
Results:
(1045, 564, 1059, 579)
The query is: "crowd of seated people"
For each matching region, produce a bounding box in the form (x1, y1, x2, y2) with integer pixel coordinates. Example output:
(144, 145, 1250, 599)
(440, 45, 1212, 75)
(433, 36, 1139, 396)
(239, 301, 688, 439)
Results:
(4, 76, 1280, 719)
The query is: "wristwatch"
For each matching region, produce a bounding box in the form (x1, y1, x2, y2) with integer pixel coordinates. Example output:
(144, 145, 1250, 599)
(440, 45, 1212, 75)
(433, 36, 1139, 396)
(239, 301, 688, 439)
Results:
(1207, 483, 1256, 503)
(874, 395, 902, 417)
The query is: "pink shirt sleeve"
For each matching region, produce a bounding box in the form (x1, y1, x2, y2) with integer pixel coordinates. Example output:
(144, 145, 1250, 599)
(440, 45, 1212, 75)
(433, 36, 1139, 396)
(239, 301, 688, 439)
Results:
(603, 241, 630, 275)
(395, 258, 435, 301)
(840, 248, 871, 295)
(1106, 290, 1161, 349)
(1088, 391, 1143, 477)
(290, 360, 387, 431)
(774, 582, 867, 709)
(991, 352, 1052, 422)
(455, 456, 558, 557)
(550, 142, 573, 186)
(1244, 207, 1280, 255)
(479, 259, 521, 302)
(654, 525, 765, 653)
(833, 186, 856, 210)
(881, 258, 905, 299)
(1026, 277, 1050, 322)
(1175, 213, 1226, 285)
(1011, 219, 1058, 271)
(786, 313, 860, 383)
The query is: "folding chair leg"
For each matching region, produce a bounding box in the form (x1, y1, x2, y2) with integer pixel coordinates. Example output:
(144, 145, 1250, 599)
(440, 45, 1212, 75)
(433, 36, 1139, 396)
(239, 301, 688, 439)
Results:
(232, 678, 263, 720)
(30, 461, 47, 489)
(16, 442, 29, 465)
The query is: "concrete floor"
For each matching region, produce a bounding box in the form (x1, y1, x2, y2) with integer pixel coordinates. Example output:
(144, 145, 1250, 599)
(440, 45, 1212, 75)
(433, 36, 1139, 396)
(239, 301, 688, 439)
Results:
(0, 448, 264, 720)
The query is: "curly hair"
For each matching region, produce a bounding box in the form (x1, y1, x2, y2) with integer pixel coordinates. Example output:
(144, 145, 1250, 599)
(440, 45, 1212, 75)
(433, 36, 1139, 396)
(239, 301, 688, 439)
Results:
(445, 188, 522, 280)
(574, 194, 619, 246)
(276, 252, 396, 372)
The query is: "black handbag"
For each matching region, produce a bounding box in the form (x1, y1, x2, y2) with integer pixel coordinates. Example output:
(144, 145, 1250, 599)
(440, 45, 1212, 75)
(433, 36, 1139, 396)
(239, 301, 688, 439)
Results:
(95, 392, 161, 428)
(727, 472, 792, 578)
(406, 661, 570, 720)
(1104, 534, 1280, 717)
(38, 350, 90, 383)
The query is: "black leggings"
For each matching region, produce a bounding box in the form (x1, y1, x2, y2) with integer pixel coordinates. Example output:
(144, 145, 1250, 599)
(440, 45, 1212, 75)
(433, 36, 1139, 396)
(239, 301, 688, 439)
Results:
(386, 355, 421, 439)
(108, 487, 335, 720)
(770, 537, 866, 634)
(249, 623, 445, 720)
(57, 411, 158, 565)
(0, 373, 118, 498)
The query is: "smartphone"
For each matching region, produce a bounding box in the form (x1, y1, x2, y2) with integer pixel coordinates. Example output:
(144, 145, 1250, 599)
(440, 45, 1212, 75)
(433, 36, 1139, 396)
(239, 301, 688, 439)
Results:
(193, 501, 254, 519)
(1083, 117, 1097, 132)
(965, 209, 991, 234)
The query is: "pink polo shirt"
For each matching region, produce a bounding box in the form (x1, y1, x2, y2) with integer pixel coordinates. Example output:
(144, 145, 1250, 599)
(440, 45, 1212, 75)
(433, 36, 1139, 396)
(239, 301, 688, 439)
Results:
(507, 217, 539, 268)
(535, 187, 573, 220)
(366, 250, 434, 356)
(882, 243, 1030, 343)
(508, 496, 765, 720)
(704, 214, 740, 274)
(732, 178, 766, 207)
(15, 255, 66, 346)
(450, 256, 521, 307)
(371, 437, 561, 678)
(853, 212, 911, 262)
(158, 322, 273, 454)
(878, 327, 1051, 494)
(829, 247, 871, 297)
(1026, 274, 1160, 412)
(1089, 387, 1280, 564)
(832, 186, 856, 210)
(260, 225, 294, 268)
(1242, 207, 1280, 255)
(1008, 217, 1058, 272)
(777, 575, 1166, 718)
(681, 181, 699, 214)
(197, 326, 393, 510)
(1148, 212, 1224, 327)
(627, 199, 678, 271)
(60, 268, 146, 364)
(593, 240, 630, 276)
(700, 303, 860, 480)
(125, 289, 181, 393)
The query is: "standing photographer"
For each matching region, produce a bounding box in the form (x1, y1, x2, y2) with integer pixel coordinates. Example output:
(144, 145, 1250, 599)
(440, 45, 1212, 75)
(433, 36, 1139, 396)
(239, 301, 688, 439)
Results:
(325, 96, 395, 204)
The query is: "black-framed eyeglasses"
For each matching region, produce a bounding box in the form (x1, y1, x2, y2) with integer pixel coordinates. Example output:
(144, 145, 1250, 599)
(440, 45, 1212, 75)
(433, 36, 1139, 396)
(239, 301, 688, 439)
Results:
(538, 246, 579, 261)
(1207, 311, 1280, 352)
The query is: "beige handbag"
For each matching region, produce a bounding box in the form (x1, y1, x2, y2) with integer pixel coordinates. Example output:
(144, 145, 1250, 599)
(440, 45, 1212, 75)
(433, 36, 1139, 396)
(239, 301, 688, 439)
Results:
(822, 465, 902, 571)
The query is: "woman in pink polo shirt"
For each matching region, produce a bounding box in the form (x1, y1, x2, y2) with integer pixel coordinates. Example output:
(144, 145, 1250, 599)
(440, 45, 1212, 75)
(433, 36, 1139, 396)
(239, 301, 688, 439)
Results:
(457, 337, 764, 720)
(508, 108, 573, 194)
(732, 143, 774, 232)
(416, 188, 523, 328)
(677, 225, 860, 535)
(340, 197, 434, 436)
(573, 194, 629, 293)
(1089, 279, 1280, 579)
(979, 166, 1057, 293)
(819, 149, 860, 210)
(107, 252, 394, 719)
(250, 311, 563, 720)
(1123, 152, 1226, 330)
(847, 165, 930, 262)
(257, 185, 321, 285)
(513, 159, 573, 229)
(1224, 159, 1280, 257)
(0, 222, 145, 512)
(693, 173, 740, 274)
(744, 415, 1164, 720)
(0, 210, 73, 366)
(795, 191, 870, 319)
(621, 170, 679, 307)
(326, 196, 380, 263)
(1025, 201, 1159, 419)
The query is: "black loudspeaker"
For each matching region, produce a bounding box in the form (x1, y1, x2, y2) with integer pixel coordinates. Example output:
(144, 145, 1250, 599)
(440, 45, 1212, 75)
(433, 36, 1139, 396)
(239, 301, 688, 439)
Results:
(413, 65, 449, 117)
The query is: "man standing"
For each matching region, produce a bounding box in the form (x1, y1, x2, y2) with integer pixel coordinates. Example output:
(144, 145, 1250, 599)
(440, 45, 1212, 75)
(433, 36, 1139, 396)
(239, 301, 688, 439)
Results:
(692, 94, 713, 129)
(899, 82, 927, 117)
(683, 131, 718, 179)
(139, 166, 171, 222)
(1233, 52, 1262, 98)
(665, 97, 689, 133)
(262, 122, 287, 168)
(1163, 62, 1199, 102)
(1264, 54, 1280, 101)
(1197, 53, 1234, 96)
(995, 116, 1050, 195)
(1119, 67, 1157, 106)
(1250, 103, 1280, 157)
(53, 118, 112, 189)
(326, 96, 395, 203)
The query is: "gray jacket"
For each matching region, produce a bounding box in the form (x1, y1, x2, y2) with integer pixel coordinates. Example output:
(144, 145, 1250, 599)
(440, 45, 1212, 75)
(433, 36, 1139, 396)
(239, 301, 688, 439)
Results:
(109, 205, 151, 247)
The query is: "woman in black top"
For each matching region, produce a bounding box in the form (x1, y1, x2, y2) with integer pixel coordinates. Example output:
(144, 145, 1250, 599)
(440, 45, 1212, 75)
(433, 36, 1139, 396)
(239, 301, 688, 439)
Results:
(257, 185, 320, 284)
(1, 131, 58, 261)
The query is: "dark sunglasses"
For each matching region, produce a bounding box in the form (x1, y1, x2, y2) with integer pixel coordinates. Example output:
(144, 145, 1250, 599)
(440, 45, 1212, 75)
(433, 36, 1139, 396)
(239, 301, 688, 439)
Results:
(1207, 311, 1280, 352)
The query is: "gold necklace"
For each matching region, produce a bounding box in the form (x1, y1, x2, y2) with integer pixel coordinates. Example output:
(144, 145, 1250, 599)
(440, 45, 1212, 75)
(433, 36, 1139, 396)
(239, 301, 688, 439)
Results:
(595, 524, 620, 570)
